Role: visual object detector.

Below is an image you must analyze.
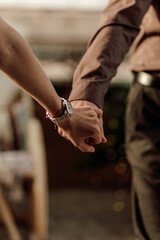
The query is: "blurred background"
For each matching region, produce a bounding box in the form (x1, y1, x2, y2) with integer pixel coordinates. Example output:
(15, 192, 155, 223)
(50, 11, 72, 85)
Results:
(0, 0, 134, 239)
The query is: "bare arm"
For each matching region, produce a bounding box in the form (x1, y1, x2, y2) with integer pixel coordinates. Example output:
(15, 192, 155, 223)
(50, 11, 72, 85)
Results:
(0, 17, 61, 115)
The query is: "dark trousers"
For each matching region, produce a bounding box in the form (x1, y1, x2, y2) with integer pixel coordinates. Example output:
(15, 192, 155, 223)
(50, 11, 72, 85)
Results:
(125, 81, 160, 240)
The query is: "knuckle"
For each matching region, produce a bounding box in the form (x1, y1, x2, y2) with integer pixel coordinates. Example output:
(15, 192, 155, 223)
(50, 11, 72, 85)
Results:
(92, 123, 100, 132)
(93, 127, 101, 137)
(99, 109, 103, 114)
(97, 109, 103, 117)
(94, 118, 100, 125)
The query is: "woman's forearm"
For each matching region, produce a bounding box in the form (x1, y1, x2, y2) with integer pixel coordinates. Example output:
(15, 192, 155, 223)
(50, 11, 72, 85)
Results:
(0, 18, 61, 115)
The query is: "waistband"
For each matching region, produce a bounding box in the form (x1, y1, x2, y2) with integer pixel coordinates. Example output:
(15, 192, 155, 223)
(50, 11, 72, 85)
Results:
(134, 71, 160, 89)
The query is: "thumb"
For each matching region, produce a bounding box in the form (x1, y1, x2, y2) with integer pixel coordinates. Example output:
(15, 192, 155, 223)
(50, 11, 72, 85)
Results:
(102, 135, 107, 143)
(79, 139, 95, 152)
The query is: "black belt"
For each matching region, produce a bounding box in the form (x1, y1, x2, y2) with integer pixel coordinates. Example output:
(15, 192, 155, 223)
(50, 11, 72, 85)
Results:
(134, 71, 160, 89)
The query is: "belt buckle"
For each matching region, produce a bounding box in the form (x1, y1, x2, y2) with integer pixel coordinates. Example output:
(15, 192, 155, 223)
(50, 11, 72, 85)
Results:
(137, 72, 153, 87)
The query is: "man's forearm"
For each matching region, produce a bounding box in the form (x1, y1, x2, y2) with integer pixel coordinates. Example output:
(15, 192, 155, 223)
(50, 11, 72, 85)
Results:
(69, 25, 137, 108)
(69, 0, 151, 109)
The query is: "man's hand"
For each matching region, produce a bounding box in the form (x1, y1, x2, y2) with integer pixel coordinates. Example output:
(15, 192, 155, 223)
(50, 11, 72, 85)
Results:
(57, 100, 107, 152)
(72, 100, 107, 144)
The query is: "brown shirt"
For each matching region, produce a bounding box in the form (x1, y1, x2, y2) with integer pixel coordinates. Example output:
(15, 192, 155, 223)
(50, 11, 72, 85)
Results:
(69, 0, 160, 109)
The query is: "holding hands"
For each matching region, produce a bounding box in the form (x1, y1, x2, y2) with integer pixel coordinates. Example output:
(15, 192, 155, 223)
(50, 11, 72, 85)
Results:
(57, 100, 107, 152)
(0, 18, 106, 153)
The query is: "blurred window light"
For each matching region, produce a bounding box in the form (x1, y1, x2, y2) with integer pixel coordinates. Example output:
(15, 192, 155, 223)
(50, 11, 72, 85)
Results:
(0, 0, 109, 10)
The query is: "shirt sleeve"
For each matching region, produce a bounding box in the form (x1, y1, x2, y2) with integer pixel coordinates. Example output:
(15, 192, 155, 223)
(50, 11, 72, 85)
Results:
(69, 0, 152, 109)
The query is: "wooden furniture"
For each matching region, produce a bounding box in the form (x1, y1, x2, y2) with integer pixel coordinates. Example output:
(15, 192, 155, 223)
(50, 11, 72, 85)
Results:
(0, 94, 48, 240)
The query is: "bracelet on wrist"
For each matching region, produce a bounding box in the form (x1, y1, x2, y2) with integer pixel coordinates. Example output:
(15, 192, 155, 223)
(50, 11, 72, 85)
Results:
(46, 98, 63, 118)
(46, 97, 73, 126)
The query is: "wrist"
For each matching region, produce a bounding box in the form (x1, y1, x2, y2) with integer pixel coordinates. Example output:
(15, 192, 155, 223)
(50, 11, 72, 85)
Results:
(46, 98, 73, 125)
(47, 97, 63, 118)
